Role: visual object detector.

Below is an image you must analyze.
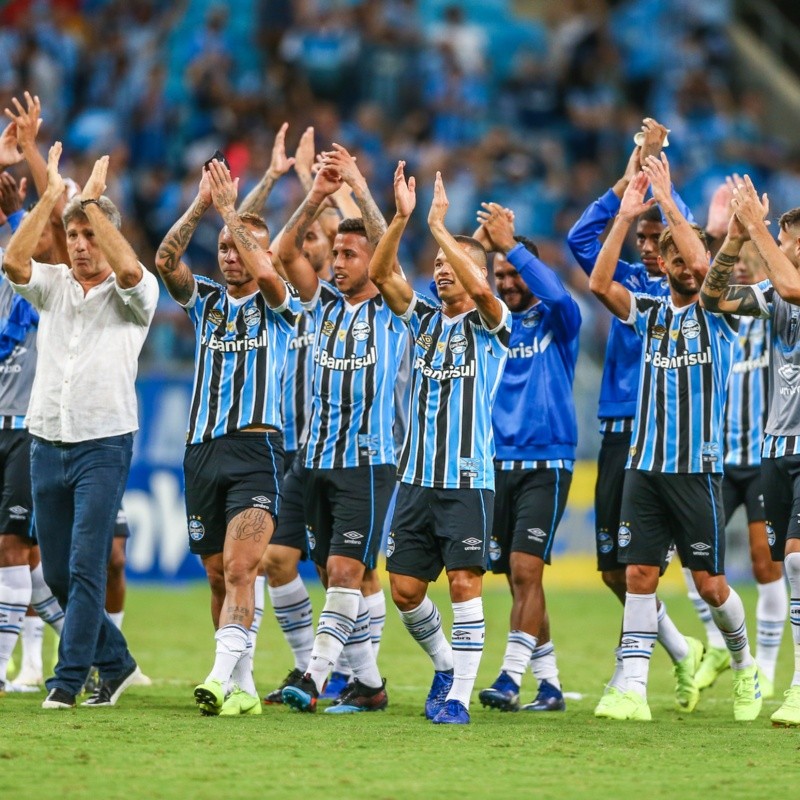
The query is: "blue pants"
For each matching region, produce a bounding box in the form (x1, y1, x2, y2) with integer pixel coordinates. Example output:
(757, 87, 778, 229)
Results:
(31, 434, 136, 696)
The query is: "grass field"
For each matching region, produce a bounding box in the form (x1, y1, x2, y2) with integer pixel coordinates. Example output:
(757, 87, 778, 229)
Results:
(1, 577, 798, 800)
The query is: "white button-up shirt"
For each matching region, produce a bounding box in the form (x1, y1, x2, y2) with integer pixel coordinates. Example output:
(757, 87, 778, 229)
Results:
(8, 261, 159, 443)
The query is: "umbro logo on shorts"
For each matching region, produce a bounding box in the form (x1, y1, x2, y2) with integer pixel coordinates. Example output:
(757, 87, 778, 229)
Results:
(9, 505, 28, 519)
(343, 531, 363, 543)
(251, 495, 271, 508)
(527, 528, 546, 542)
(462, 537, 482, 551)
(690, 542, 711, 556)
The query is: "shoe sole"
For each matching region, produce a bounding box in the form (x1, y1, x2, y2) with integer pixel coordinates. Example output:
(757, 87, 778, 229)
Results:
(432, 716, 470, 725)
(324, 703, 387, 714)
(262, 695, 284, 705)
(194, 686, 223, 713)
(42, 700, 75, 709)
(281, 687, 316, 712)
(82, 667, 140, 708)
(478, 691, 519, 712)
(220, 700, 261, 717)
(771, 718, 800, 727)
(521, 702, 566, 712)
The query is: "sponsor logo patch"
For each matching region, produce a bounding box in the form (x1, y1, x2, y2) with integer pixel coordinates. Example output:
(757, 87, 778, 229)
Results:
(321, 320, 335, 337)
(690, 542, 711, 556)
(416, 333, 433, 349)
(207, 309, 224, 326)
(459, 457, 480, 478)
(527, 528, 546, 542)
(462, 537, 483, 551)
(701, 442, 719, 464)
(649, 324, 666, 340)
(342, 530, 363, 544)
(251, 495, 271, 509)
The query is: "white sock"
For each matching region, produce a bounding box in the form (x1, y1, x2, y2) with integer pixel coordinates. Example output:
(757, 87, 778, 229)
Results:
(108, 611, 124, 630)
(502, 630, 537, 686)
(250, 575, 266, 661)
(21, 615, 44, 676)
(230, 636, 257, 696)
(784, 552, 800, 686)
(307, 587, 360, 692)
(268, 575, 314, 672)
(756, 577, 787, 683)
(530, 641, 561, 690)
(657, 601, 689, 663)
(398, 595, 453, 673)
(0, 565, 32, 681)
(332, 651, 351, 677)
(708, 588, 754, 669)
(364, 590, 386, 660)
(608, 645, 626, 692)
(206, 623, 249, 684)
(447, 597, 484, 708)
(30, 563, 64, 634)
(621, 592, 657, 698)
(342, 594, 382, 688)
(683, 567, 724, 649)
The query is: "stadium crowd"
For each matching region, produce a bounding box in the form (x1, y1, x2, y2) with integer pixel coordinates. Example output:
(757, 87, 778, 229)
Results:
(0, 0, 799, 728)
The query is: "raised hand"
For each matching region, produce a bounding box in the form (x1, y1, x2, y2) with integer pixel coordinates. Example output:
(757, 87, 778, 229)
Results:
(623, 145, 642, 183)
(731, 175, 770, 233)
(198, 165, 212, 206)
(81, 154, 109, 201)
(294, 126, 315, 178)
(45, 141, 66, 199)
(619, 171, 656, 221)
(268, 122, 295, 179)
(321, 143, 364, 190)
(0, 121, 22, 168)
(639, 117, 669, 162)
(427, 171, 449, 229)
(477, 201, 517, 252)
(706, 178, 735, 239)
(641, 152, 672, 204)
(310, 162, 343, 199)
(5, 92, 42, 151)
(394, 161, 416, 219)
(206, 159, 238, 212)
(0, 172, 24, 216)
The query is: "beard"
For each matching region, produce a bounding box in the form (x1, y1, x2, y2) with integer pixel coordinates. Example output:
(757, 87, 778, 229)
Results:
(668, 273, 697, 297)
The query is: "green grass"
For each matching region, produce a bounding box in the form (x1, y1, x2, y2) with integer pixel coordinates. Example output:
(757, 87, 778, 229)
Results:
(1, 582, 798, 799)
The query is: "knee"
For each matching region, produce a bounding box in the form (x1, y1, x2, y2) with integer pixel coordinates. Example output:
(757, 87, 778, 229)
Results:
(326, 559, 363, 590)
(509, 555, 542, 591)
(696, 575, 729, 607)
(625, 564, 658, 594)
(361, 567, 381, 595)
(602, 569, 627, 597)
(264, 551, 297, 586)
(448, 569, 482, 603)
(390, 579, 426, 612)
(753, 559, 782, 585)
(223, 560, 258, 588)
(0, 535, 30, 567)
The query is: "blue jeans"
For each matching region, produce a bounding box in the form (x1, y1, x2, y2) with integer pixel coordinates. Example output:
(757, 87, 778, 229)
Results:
(31, 434, 136, 695)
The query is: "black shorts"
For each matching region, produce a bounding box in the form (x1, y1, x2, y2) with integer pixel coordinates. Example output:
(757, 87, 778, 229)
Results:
(618, 470, 726, 574)
(184, 431, 284, 556)
(0, 429, 34, 540)
(304, 464, 395, 568)
(114, 505, 130, 539)
(594, 431, 630, 571)
(489, 466, 571, 572)
(722, 465, 765, 524)
(387, 483, 494, 582)
(761, 455, 800, 561)
(270, 449, 308, 556)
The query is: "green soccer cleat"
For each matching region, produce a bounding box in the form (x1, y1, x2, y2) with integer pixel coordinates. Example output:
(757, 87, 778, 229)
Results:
(673, 636, 703, 712)
(194, 679, 225, 716)
(594, 689, 651, 721)
(219, 687, 262, 717)
(732, 664, 762, 722)
(695, 645, 729, 690)
(756, 668, 774, 700)
(770, 686, 800, 727)
(594, 686, 623, 717)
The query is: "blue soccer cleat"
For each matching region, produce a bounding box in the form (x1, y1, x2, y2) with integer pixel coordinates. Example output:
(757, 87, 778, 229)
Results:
(320, 670, 350, 701)
(478, 671, 520, 712)
(424, 670, 454, 720)
(432, 698, 470, 725)
(521, 679, 566, 712)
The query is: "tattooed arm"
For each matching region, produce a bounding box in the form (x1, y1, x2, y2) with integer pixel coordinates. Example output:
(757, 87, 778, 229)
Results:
(238, 122, 294, 216)
(698, 236, 762, 316)
(154, 171, 210, 304)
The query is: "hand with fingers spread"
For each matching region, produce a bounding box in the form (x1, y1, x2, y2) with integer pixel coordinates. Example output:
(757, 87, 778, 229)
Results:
(731, 175, 770, 233)
(393, 160, 416, 219)
(206, 159, 239, 213)
(0, 122, 22, 168)
(0, 172, 25, 216)
(268, 122, 295, 180)
(310, 162, 343, 201)
(80, 154, 109, 201)
(321, 143, 365, 191)
(641, 153, 672, 205)
(427, 171, 449, 230)
(639, 117, 669, 163)
(5, 91, 43, 152)
(618, 172, 656, 222)
(477, 201, 517, 253)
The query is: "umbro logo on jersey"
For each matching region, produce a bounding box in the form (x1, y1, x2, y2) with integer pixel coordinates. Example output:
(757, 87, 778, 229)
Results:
(342, 531, 364, 543)
(649, 324, 666, 340)
(778, 364, 800, 385)
(207, 309, 225, 326)
(321, 321, 335, 336)
(416, 333, 433, 349)
(691, 542, 711, 556)
(462, 537, 482, 551)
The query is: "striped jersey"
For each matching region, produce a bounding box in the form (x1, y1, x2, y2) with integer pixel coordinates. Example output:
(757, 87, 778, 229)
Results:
(398, 293, 511, 490)
(184, 276, 294, 444)
(625, 295, 736, 473)
(281, 307, 315, 453)
(724, 311, 769, 467)
(303, 281, 406, 469)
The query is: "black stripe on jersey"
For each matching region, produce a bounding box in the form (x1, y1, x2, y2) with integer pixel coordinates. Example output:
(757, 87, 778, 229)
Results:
(292, 314, 310, 442)
(312, 300, 341, 458)
(227, 304, 248, 430)
(740, 332, 753, 458)
(359, 299, 377, 430)
(333, 306, 357, 466)
(697, 307, 714, 471)
(651, 303, 667, 471)
(188, 286, 223, 443)
(433, 356, 454, 487)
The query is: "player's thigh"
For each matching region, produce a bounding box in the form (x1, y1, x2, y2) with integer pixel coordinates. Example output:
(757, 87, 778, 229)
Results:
(595, 432, 630, 571)
(435, 488, 493, 575)
(0, 430, 34, 540)
(386, 483, 441, 583)
(270, 456, 308, 558)
(183, 440, 227, 557)
(762, 456, 798, 562)
(617, 470, 673, 569)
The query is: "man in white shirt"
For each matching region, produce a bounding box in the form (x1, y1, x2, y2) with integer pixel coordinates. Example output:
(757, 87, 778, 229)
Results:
(1, 142, 158, 710)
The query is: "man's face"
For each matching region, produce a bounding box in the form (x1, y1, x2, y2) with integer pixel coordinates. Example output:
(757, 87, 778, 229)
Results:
(303, 221, 332, 275)
(331, 232, 371, 296)
(658, 245, 698, 297)
(778, 224, 800, 269)
(493, 251, 534, 312)
(733, 242, 765, 285)
(66, 218, 109, 277)
(433, 246, 473, 304)
(218, 224, 269, 289)
(636, 219, 665, 275)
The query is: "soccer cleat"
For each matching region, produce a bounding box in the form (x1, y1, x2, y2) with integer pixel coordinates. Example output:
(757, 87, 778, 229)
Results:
(5, 680, 42, 694)
(732, 664, 762, 722)
(425, 670, 454, 720)
(324, 678, 388, 713)
(478, 671, 520, 712)
(756, 667, 774, 700)
(673, 636, 703, 712)
(281, 672, 319, 713)
(594, 690, 651, 721)
(194, 678, 225, 716)
(432, 699, 470, 725)
(219, 687, 262, 716)
(263, 667, 304, 705)
(521, 679, 566, 712)
(0, 679, 5, 698)
(695, 645, 730, 690)
(7, 652, 16, 678)
(770, 686, 800, 727)
(130, 666, 153, 687)
(82, 663, 138, 707)
(42, 687, 76, 709)
(320, 670, 350, 701)
(13, 665, 44, 687)
(594, 686, 623, 717)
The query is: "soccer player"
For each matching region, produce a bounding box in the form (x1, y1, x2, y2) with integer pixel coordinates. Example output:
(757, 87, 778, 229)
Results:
(278, 147, 404, 714)
(473, 203, 579, 713)
(568, 121, 703, 711)
(698, 178, 800, 727)
(154, 159, 293, 717)
(589, 160, 761, 722)
(371, 163, 510, 725)
(688, 234, 786, 697)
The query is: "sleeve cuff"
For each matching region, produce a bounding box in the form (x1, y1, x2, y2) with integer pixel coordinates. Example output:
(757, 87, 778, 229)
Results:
(399, 292, 418, 323)
(482, 300, 509, 334)
(301, 282, 322, 312)
(623, 292, 637, 325)
(268, 282, 291, 313)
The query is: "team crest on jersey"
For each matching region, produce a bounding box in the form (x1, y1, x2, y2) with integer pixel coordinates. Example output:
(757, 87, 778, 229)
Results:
(243, 307, 262, 328)
(681, 319, 701, 340)
(649, 324, 666, 340)
(417, 333, 433, 349)
(449, 334, 468, 354)
(352, 321, 371, 341)
(207, 309, 224, 326)
(188, 517, 205, 541)
(617, 525, 631, 548)
(321, 320, 335, 337)
(306, 528, 316, 550)
(489, 539, 501, 561)
(522, 310, 540, 328)
(597, 530, 614, 554)
(386, 532, 395, 557)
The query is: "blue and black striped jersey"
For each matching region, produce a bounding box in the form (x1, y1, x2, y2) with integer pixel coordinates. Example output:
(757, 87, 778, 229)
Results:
(398, 293, 511, 490)
(184, 276, 294, 445)
(303, 281, 406, 469)
(281, 307, 316, 453)
(625, 295, 736, 474)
